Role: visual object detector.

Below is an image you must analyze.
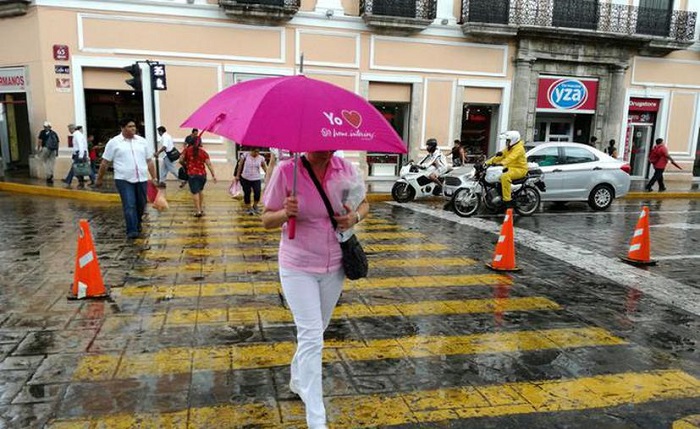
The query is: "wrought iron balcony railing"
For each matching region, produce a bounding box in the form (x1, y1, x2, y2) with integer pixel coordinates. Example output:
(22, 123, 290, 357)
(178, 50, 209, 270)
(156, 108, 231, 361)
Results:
(218, 0, 300, 23)
(461, 0, 697, 43)
(361, 0, 437, 21)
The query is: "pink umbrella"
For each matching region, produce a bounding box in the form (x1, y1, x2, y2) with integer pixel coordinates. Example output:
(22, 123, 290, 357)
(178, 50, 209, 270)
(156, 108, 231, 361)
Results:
(182, 75, 407, 238)
(182, 75, 407, 153)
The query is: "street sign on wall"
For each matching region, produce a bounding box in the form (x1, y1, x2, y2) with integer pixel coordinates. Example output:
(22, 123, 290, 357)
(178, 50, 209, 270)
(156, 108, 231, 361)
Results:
(150, 63, 167, 91)
(536, 76, 598, 114)
(53, 45, 70, 61)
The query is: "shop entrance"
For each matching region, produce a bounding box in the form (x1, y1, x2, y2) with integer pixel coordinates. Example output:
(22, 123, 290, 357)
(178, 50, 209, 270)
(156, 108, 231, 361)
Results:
(84, 90, 144, 144)
(367, 102, 409, 177)
(0, 93, 31, 173)
(629, 124, 654, 178)
(461, 104, 497, 162)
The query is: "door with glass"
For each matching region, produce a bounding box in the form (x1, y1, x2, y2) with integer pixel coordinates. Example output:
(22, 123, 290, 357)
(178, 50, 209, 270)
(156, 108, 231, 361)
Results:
(630, 125, 653, 178)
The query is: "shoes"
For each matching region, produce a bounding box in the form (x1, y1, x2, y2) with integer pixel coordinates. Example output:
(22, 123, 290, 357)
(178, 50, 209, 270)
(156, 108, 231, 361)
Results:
(645, 187, 652, 192)
(46, 178, 53, 185)
(252, 206, 262, 214)
(194, 211, 203, 218)
(77, 184, 85, 190)
(179, 182, 186, 189)
(246, 208, 255, 215)
(127, 232, 140, 239)
(659, 187, 666, 192)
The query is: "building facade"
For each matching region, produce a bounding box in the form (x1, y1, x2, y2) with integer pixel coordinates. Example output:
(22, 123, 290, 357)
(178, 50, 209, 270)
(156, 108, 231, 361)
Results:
(0, 0, 698, 182)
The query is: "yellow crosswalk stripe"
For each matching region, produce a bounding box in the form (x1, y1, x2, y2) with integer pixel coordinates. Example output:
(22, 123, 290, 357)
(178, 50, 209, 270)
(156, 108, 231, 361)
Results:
(140, 242, 449, 261)
(119, 273, 510, 298)
(146, 224, 401, 235)
(149, 216, 391, 225)
(133, 257, 476, 276)
(674, 415, 700, 429)
(138, 231, 424, 245)
(115, 296, 559, 326)
(50, 370, 700, 428)
(72, 327, 623, 381)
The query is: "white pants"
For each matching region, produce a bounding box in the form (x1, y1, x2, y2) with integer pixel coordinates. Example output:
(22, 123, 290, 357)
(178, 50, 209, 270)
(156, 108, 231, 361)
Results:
(280, 266, 344, 429)
(159, 156, 179, 182)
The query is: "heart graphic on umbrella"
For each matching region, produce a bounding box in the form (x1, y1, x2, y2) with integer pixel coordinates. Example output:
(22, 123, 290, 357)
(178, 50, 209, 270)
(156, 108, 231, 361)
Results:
(342, 110, 362, 129)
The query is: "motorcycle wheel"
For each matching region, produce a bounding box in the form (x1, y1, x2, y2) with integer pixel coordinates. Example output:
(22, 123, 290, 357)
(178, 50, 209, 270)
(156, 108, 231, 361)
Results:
(391, 182, 415, 203)
(452, 188, 480, 217)
(514, 186, 540, 217)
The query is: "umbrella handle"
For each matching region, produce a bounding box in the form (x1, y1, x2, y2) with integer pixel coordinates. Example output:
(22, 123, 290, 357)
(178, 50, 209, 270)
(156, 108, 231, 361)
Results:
(288, 216, 296, 240)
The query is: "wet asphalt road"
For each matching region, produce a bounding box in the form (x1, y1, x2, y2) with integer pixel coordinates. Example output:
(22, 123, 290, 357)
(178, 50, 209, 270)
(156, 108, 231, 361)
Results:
(0, 190, 698, 428)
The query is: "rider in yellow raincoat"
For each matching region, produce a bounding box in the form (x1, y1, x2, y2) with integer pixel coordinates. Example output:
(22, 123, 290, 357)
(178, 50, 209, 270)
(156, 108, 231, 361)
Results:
(485, 131, 528, 207)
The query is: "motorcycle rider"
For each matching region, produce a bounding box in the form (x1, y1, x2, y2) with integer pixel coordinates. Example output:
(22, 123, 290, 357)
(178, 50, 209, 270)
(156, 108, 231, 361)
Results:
(485, 131, 528, 208)
(418, 138, 448, 187)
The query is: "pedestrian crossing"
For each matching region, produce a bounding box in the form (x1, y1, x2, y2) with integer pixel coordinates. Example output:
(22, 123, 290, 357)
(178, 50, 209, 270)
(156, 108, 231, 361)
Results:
(46, 200, 700, 428)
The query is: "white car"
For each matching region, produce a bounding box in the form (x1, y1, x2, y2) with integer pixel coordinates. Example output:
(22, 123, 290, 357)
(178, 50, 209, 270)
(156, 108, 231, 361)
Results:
(526, 142, 631, 211)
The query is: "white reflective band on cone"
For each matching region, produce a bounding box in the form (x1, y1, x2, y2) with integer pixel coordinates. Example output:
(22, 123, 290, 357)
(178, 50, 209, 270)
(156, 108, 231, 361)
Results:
(77, 282, 87, 299)
(494, 255, 503, 262)
(634, 229, 644, 237)
(629, 244, 641, 252)
(79, 251, 94, 269)
(498, 235, 506, 243)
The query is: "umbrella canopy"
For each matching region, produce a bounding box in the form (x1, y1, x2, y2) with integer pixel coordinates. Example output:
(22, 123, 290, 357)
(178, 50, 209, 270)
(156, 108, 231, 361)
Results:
(181, 75, 407, 154)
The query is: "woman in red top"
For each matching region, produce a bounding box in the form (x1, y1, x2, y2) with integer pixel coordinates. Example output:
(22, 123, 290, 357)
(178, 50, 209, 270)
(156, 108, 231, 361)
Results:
(180, 141, 217, 217)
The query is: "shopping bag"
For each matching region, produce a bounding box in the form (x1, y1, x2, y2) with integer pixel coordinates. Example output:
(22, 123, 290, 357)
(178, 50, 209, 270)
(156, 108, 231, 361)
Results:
(153, 189, 169, 211)
(228, 180, 241, 199)
(147, 181, 158, 203)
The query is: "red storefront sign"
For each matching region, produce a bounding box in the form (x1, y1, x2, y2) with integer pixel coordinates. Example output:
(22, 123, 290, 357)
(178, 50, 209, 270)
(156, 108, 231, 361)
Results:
(629, 98, 659, 112)
(53, 45, 70, 61)
(0, 67, 27, 92)
(536, 76, 598, 113)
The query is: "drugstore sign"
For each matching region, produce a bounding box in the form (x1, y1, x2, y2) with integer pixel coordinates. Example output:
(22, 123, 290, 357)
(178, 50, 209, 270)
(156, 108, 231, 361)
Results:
(536, 76, 598, 113)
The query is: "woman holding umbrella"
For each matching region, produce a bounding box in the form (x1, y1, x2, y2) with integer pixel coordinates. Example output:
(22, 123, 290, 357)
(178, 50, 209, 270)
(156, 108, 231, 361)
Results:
(262, 150, 368, 429)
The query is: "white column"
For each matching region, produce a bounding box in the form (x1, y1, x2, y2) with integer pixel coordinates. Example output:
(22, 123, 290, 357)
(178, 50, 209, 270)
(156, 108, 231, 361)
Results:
(313, 0, 345, 17)
(435, 0, 457, 25)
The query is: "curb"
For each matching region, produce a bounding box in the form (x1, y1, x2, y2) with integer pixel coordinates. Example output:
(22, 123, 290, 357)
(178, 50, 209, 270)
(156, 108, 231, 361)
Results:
(623, 191, 700, 199)
(0, 182, 120, 203)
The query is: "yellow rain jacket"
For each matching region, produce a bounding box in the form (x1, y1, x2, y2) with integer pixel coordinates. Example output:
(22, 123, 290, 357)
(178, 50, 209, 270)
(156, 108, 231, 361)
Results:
(486, 140, 528, 202)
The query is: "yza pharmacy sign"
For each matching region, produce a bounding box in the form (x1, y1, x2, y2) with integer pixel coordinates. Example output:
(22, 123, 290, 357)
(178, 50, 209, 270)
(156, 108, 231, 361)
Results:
(536, 76, 598, 114)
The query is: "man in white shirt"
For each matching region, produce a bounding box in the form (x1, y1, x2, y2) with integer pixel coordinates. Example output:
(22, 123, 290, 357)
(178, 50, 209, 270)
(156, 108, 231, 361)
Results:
(95, 118, 158, 239)
(62, 124, 94, 189)
(155, 126, 181, 184)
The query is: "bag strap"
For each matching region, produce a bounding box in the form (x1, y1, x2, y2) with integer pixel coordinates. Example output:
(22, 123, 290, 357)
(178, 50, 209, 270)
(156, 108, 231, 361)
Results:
(300, 156, 338, 230)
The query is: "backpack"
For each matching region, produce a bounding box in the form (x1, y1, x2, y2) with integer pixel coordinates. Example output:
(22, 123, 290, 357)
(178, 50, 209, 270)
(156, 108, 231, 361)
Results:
(46, 131, 59, 151)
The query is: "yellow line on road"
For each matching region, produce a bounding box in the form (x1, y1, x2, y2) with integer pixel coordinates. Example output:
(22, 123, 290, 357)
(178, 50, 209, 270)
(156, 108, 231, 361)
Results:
(52, 369, 700, 428)
(674, 415, 700, 429)
(119, 273, 510, 298)
(146, 224, 401, 235)
(112, 296, 558, 327)
(139, 243, 449, 261)
(73, 327, 623, 381)
(133, 257, 476, 276)
(138, 231, 425, 245)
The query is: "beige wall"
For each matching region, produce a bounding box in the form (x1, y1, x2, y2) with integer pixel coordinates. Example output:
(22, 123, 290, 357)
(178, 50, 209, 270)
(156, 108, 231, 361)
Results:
(299, 32, 358, 66)
(464, 87, 502, 104)
(633, 57, 700, 87)
(666, 92, 697, 154)
(369, 83, 411, 103)
(424, 80, 453, 146)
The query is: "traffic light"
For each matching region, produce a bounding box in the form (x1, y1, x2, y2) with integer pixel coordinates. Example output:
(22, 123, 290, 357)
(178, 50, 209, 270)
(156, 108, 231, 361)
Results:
(123, 63, 142, 91)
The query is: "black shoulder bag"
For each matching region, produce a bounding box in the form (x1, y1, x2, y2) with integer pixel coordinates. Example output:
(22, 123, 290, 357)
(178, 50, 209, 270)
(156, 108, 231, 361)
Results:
(301, 156, 368, 280)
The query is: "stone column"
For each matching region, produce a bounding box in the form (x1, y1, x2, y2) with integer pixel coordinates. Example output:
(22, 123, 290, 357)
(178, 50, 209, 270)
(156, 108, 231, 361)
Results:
(510, 58, 534, 141)
(603, 64, 628, 149)
(410, 81, 424, 161)
(434, 0, 457, 25)
(314, 0, 345, 17)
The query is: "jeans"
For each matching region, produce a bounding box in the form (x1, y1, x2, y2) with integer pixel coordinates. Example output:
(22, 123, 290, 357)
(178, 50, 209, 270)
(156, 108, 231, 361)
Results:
(279, 266, 344, 429)
(646, 167, 666, 191)
(114, 180, 148, 238)
(159, 157, 180, 182)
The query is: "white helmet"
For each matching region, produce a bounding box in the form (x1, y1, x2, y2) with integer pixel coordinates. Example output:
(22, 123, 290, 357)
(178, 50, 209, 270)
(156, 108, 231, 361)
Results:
(499, 130, 521, 145)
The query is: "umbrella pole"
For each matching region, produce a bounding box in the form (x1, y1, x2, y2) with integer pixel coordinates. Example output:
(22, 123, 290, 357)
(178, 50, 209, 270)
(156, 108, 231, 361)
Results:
(288, 153, 298, 239)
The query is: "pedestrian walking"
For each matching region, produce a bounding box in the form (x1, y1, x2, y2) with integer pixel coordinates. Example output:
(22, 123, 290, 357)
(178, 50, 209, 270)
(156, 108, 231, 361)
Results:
(155, 126, 182, 185)
(646, 138, 682, 192)
(265, 148, 292, 188)
(36, 121, 59, 184)
(180, 138, 217, 217)
(62, 124, 94, 189)
(184, 128, 200, 148)
(235, 147, 267, 214)
(261, 151, 369, 429)
(95, 118, 158, 239)
(589, 136, 598, 149)
(606, 139, 618, 158)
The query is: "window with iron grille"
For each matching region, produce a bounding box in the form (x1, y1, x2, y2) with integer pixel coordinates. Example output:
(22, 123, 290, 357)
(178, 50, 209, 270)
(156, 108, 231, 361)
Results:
(552, 0, 599, 31)
(467, 0, 509, 25)
(636, 0, 672, 37)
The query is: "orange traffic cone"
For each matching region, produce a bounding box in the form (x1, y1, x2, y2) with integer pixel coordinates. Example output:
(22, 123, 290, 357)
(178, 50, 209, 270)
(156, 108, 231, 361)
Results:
(486, 209, 520, 272)
(620, 206, 657, 266)
(68, 219, 109, 300)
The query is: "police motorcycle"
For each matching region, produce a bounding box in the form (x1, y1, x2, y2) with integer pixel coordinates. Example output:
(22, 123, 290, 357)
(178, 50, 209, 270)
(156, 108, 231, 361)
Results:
(391, 139, 449, 203)
(449, 158, 545, 217)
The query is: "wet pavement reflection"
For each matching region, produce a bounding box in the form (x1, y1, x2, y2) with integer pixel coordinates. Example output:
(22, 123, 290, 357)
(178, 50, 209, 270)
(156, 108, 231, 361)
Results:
(0, 190, 698, 428)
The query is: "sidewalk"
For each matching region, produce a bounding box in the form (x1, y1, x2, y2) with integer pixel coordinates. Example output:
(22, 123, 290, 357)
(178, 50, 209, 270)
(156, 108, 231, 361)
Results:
(0, 176, 698, 203)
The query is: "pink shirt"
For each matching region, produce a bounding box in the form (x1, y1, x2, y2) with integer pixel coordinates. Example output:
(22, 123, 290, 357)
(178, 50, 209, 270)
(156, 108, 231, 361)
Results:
(263, 156, 359, 273)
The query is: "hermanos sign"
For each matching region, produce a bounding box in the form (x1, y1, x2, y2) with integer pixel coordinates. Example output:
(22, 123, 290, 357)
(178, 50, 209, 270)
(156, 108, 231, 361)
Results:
(0, 67, 27, 92)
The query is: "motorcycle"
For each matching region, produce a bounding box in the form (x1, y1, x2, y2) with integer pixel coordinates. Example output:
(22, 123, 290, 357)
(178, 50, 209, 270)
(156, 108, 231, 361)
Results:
(391, 161, 447, 203)
(450, 162, 545, 217)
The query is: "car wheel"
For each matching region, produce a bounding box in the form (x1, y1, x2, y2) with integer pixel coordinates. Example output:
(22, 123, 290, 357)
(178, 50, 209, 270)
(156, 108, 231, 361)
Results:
(588, 184, 614, 211)
(452, 188, 480, 217)
(391, 182, 415, 203)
